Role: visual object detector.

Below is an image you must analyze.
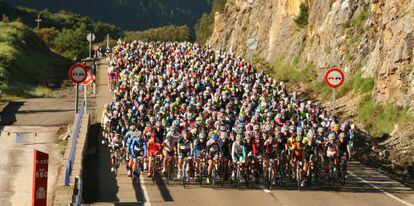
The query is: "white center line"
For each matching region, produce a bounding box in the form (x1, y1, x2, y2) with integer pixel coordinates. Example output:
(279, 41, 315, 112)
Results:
(139, 175, 152, 206)
(348, 171, 414, 206)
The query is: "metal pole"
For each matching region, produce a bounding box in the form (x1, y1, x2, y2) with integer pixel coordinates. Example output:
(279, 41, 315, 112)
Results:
(75, 83, 79, 114)
(333, 88, 336, 112)
(89, 40, 92, 58)
(84, 84, 87, 114)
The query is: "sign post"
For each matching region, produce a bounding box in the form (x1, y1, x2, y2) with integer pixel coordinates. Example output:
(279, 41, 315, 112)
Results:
(246, 38, 258, 64)
(87, 33, 96, 58)
(68, 64, 87, 114)
(81, 73, 93, 114)
(32, 150, 49, 206)
(324, 67, 345, 111)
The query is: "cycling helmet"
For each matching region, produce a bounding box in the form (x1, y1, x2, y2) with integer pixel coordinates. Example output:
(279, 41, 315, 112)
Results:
(236, 134, 243, 141)
(253, 125, 260, 130)
(317, 127, 324, 133)
(212, 133, 219, 141)
(307, 130, 314, 138)
(328, 133, 335, 140)
(130, 125, 136, 130)
(332, 124, 340, 131)
(339, 132, 345, 139)
(220, 132, 227, 139)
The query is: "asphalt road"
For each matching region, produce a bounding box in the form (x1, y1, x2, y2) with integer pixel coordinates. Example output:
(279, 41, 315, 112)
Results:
(84, 60, 414, 206)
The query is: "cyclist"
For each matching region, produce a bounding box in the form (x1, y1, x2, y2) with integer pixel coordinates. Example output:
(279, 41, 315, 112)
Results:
(128, 132, 147, 177)
(147, 133, 161, 177)
(231, 135, 246, 179)
(193, 132, 207, 180)
(325, 133, 338, 173)
(206, 133, 223, 183)
(177, 131, 193, 179)
(111, 133, 124, 173)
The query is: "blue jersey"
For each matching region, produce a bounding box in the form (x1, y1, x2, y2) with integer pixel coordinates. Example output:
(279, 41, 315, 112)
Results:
(129, 137, 147, 158)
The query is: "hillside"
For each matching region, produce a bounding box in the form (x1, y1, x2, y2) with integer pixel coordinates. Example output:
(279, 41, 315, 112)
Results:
(207, 0, 414, 181)
(0, 21, 70, 97)
(4, 0, 211, 31)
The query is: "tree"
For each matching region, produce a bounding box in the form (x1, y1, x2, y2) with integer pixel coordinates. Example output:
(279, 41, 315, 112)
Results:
(53, 24, 88, 60)
(35, 27, 59, 47)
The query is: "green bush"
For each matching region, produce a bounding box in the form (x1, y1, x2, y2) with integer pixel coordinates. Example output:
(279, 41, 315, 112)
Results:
(294, 2, 309, 28)
(0, 21, 70, 96)
(35, 27, 59, 47)
(337, 73, 374, 98)
(195, 0, 227, 44)
(357, 95, 414, 137)
(124, 25, 191, 42)
(53, 25, 88, 59)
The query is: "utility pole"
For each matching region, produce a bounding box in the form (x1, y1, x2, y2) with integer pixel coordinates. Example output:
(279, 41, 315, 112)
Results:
(35, 14, 42, 29)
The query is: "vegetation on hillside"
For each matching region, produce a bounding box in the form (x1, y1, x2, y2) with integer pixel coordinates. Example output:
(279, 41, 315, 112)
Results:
(124, 25, 191, 43)
(0, 21, 70, 97)
(294, 2, 309, 28)
(195, 0, 227, 44)
(4, 0, 211, 31)
(357, 95, 414, 137)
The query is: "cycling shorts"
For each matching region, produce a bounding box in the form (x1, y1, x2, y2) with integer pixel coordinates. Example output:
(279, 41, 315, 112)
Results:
(233, 153, 244, 162)
(179, 149, 191, 158)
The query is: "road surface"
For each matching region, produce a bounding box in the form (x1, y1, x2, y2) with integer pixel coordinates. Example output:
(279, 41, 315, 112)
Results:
(83, 60, 414, 206)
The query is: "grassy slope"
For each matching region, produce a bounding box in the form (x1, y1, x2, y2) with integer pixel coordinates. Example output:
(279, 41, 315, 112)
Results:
(0, 21, 71, 97)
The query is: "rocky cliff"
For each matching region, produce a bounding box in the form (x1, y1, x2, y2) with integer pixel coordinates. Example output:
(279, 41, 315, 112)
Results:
(208, 0, 414, 108)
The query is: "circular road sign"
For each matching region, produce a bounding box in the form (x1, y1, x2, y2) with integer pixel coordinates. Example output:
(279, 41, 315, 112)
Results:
(87, 33, 96, 42)
(68, 64, 87, 83)
(324, 67, 345, 89)
(246, 38, 258, 50)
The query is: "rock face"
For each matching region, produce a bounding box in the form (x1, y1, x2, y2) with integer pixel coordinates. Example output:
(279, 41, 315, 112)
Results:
(208, 0, 414, 108)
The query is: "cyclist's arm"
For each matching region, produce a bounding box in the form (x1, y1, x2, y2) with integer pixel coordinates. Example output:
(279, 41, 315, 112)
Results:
(242, 145, 246, 160)
(231, 142, 236, 162)
(143, 141, 147, 157)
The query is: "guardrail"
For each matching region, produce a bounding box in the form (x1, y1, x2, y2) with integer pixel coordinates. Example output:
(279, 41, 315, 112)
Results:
(65, 100, 86, 186)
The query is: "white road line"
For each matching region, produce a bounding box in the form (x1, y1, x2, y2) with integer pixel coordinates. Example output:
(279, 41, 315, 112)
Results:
(257, 185, 271, 193)
(348, 171, 414, 206)
(139, 175, 152, 206)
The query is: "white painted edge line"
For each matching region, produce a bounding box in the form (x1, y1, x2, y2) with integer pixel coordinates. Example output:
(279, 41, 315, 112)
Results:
(348, 171, 414, 206)
(139, 175, 152, 206)
(257, 184, 271, 193)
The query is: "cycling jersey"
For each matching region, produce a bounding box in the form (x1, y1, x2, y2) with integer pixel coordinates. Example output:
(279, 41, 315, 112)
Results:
(129, 137, 147, 159)
(231, 142, 246, 162)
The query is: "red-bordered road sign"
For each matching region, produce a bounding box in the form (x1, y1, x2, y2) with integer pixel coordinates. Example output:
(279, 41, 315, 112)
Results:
(324, 67, 345, 89)
(32, 150, 49, 206)
(68, 64, 87, 83)
(81, 73, 94, 85)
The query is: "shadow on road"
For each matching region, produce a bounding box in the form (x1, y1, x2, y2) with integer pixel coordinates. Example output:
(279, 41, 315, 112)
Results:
(154, 174, 174, 201)
(1, 101, 25, 125)
(83, 123, 120, 203)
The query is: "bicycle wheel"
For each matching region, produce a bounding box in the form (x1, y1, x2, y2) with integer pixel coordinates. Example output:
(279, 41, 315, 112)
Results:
(268, 164, 273, 190)
(212, 168, 216, 190)
(237, 166, 241, 190)
(296, 164, 301, 190)
(199, 161, 203, 186)
(182, 159, 187, 188)
(151, 163, 156, 184)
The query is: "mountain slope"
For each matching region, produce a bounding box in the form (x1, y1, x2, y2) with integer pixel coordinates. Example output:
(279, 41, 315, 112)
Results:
(208, 0, 413, 109)
(0, 21, 70, 96)
(4, 0, 211, 30)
